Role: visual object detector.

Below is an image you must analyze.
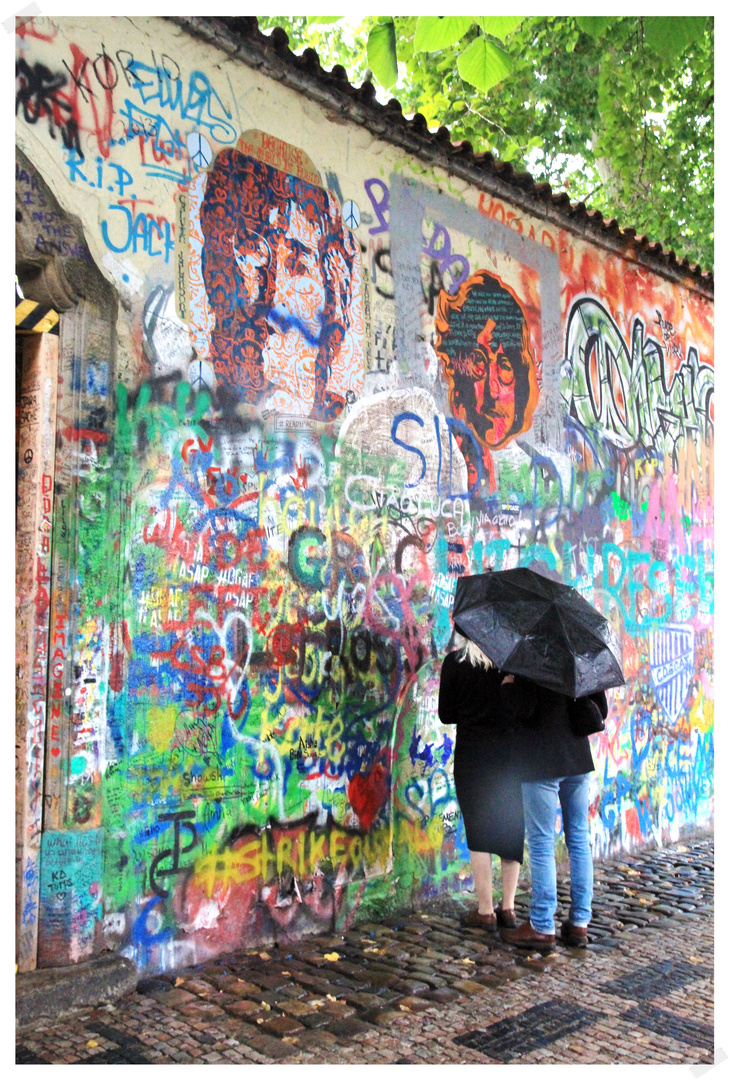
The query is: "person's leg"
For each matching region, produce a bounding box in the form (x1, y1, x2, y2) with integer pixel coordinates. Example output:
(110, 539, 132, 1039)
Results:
(500, 859, 520, 910)
(522, 779, 560, 934)
(469, 850, 494, 914)
(558, 772, 593, 927)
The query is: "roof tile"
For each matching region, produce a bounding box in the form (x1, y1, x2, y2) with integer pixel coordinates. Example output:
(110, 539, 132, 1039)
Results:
(187, 16, 712, 291)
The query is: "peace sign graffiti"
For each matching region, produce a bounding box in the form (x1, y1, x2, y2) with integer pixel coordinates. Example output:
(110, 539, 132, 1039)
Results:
(187, 132, 213, 172)
(342, 200, 361, 231)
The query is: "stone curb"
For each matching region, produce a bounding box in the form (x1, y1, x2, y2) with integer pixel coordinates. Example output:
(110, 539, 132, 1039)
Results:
(16, 954, 138, 1031)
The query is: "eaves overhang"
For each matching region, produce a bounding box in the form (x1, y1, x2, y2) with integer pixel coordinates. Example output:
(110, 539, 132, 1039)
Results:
(170, 15, 714, 300)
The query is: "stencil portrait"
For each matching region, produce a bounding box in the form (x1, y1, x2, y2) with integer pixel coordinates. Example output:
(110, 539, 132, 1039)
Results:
(199, 147, 363, 420)
(435, 269, 539, 451)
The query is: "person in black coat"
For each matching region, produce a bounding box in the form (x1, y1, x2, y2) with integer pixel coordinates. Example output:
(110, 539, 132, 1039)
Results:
(499, 676, 608, 950)
(438, 634, 524, 930)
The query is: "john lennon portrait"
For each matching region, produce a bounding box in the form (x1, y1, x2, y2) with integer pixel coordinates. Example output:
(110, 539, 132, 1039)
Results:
(191, 147, 363, 420)
(434, 269, 539, 452)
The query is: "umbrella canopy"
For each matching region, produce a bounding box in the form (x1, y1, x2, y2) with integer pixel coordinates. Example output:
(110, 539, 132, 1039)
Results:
(452, 567, 624, 698)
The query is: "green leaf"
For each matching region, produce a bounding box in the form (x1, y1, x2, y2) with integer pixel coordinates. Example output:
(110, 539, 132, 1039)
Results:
(367, 20, 398, 89)
(437, 54, 456, 72)
(473, 17, 524, 42)
(643, 17, 706, 61)
(414, 16, 474, 53)
(501, 141, 521, 162)
(457, 36, 512, 94)
(575, 17, 616, 38)
(306, 16, 342, 24)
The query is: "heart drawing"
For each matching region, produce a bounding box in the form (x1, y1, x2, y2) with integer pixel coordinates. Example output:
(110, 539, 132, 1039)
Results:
(348, 762, 390, 831)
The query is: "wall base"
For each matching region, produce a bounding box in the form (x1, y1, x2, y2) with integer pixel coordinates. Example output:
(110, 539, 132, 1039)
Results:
(16, 953, 138, 1031)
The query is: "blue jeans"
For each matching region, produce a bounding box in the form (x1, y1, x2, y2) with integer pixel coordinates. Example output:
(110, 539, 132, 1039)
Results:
(522, 773, 593, 934)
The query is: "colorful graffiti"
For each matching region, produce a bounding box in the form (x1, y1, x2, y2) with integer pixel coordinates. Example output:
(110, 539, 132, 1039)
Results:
(15, 16, 713, 975)
(189, 147, 364, 420)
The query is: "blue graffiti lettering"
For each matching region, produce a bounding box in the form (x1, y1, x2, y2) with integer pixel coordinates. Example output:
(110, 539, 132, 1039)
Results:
(125, 62, 236, 143)
(101, 203, 175, 262)
(391, 412, 426, 487)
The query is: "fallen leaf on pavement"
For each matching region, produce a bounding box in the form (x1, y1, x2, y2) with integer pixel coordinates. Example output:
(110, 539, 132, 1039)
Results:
(85, 1040, 98, 1049)
(460, 958, 476, 965)
(259, 952, 271, 960)
(324, 952, 341, 961)
(174, 977, 184, 986)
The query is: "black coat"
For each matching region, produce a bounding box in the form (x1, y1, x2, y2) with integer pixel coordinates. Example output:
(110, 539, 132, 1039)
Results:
(438, 650, 605, 801)
(437, 652, 515, 765)
(437, 650, 525, 860)
(502, 676, 606, 782)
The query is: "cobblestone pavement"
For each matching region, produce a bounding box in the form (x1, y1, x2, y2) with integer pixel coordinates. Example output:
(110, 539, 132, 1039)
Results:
(16, 837, 714, 1066)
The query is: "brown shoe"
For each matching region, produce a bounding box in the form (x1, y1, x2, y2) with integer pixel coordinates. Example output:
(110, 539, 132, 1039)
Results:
(501, 921, 555, 951)
(462, 909, 497, 931)
(560, 920, 588, 947)
(495, 904, 517, 929)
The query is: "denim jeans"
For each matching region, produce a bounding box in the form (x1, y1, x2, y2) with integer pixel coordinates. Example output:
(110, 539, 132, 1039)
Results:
(522, 773, 593, 934)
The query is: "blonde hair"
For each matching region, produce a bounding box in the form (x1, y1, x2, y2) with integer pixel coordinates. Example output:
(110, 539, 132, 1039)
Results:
(458, 638, 494, 671)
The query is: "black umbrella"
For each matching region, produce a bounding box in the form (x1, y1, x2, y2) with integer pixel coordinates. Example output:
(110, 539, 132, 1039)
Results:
(452, 567, 624, 698)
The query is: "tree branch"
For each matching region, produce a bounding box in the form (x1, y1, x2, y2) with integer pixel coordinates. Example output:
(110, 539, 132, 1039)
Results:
(465, 103, 511, 141)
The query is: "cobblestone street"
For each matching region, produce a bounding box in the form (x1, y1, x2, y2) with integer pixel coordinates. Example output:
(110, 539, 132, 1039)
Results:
(16, 836, 714, 1066)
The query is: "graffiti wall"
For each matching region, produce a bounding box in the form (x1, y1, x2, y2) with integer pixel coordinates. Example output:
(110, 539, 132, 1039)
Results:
(15, 16, 713, 973)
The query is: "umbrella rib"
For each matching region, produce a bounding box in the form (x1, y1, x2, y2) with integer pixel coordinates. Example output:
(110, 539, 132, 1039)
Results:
(553, 602, 579, 649)
(489, 603, 551, 635)
(556, 599, 612, 652)
(556, 599, 606, 648)
(552, 603, 578, 694)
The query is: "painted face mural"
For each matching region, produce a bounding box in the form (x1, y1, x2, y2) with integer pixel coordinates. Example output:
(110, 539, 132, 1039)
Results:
(434, 270, 539, 450)
(193, 148, 363, 420)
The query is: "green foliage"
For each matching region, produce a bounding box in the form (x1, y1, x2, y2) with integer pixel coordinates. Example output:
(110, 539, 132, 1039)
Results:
(642, 16, 706, 61)
(576, 17, 616, 39)
(456, 36, 512, 95)
(473, 17, 524, 43)
(256, 15, 714, 270)
(367, 19, 398, 90)
(414, 16, 473, 53)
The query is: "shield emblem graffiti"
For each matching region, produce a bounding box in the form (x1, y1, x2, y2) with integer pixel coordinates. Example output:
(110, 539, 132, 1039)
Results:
(649, 625, 695, 724)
